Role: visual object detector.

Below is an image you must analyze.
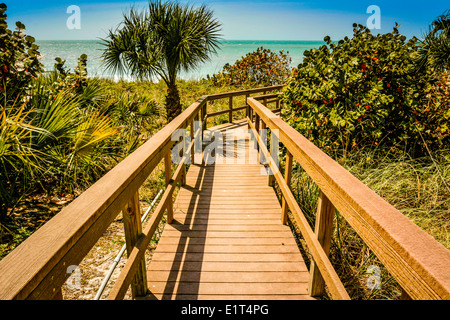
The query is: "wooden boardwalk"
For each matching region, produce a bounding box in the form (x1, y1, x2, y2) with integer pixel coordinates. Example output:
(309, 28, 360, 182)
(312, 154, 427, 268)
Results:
(144, 121, 312, 300)
(2, 87, 449, 300)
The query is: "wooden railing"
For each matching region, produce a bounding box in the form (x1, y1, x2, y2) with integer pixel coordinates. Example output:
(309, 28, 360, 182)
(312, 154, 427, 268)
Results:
(0, 85, 282, 300)
(246, 95, 450, 300)
(1, 85, 449, 300)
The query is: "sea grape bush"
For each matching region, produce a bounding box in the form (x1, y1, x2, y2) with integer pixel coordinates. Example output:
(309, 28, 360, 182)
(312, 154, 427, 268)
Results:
(52, 54, 89, 94)
(281, 24, 450, 156)
(0, 3, 43, 103)
(210, 46, 292, 87)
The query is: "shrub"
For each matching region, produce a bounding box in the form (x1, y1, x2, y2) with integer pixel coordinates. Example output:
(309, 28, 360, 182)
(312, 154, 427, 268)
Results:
(210, 46, 292, 87)
(281, 24, 450, 157)
(0, 3, 43, 103)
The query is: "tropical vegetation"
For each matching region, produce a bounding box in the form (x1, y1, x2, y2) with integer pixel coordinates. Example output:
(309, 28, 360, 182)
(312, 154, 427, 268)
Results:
(416, 10, 450, 73)
(279, 16, 449, 299)
(210, 46, 292, 87)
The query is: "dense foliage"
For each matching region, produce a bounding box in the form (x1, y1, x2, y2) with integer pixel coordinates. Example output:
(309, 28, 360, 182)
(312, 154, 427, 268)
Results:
(281, 23, 450, 157)
(0, 4, 165, 222)
(0, 3, 43, 102)
(416, 10, 450, 73)
(210, 46, 292, 87)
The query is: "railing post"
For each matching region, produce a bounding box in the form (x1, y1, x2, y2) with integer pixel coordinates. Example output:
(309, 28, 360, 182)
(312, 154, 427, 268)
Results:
(164, 152, 174, 224)
(52, 288, 63, 300)
(281, 150, 293, 225)
(245, 94, 249, 120)
(122, 191, 148, 298)
(260, 120, 275, 186)
(190, 117, 195, 165)
(229, 96, 233, 123)
(260, 120, 267, 167)
(308, 190, 335, 297)
(202, 101, 207, 135)
(255, 113, 260, 155)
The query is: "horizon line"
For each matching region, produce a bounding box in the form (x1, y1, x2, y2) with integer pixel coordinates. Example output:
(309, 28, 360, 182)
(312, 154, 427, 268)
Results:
(35, 39, 326, 42)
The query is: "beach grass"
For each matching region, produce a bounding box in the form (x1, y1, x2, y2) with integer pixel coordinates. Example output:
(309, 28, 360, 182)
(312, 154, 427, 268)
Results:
(281, 147, 450, 299)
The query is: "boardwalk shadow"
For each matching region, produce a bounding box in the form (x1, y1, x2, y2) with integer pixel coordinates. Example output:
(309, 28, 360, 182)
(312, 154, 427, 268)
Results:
(161, 156, 215, 299)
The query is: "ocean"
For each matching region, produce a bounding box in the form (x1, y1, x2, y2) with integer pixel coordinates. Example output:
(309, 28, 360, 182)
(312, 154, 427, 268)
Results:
(35, 40, 325, 81)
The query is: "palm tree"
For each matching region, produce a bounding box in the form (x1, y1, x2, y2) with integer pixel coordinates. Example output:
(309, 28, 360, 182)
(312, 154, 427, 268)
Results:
(416, 10, 450, 73)
(101, 1, 222, 121)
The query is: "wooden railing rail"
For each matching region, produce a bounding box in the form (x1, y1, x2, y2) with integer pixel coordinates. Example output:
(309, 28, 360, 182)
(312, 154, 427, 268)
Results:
(247, 117, 350, 300)
(203, 85, 283, 127)
(0, 95, 207, 300)
(246, 96, 450, 300)
(108, 135, 197, 299)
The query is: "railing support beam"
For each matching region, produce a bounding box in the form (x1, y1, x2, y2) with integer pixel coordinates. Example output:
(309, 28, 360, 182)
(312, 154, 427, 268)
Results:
(281, 150, 293, 225)
(122, 192, 148, 298)
(228, 96, 233, 123)
(308, 190, 335, 297)
(164, 152, 174, 224)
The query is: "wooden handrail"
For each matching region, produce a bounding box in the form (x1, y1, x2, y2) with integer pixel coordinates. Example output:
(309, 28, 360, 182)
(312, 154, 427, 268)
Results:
(247, 118, 350, 300)
(247, 96, 450, 300)
(108, 138, 195, 299)
(0, 96, 207, 300)
(205, 85, 284, 101)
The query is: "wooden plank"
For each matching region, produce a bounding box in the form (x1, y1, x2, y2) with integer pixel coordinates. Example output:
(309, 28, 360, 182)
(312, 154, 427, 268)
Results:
(173, 208, 283, 214)
(154, 237, 299, 246)
(151, 252, 304, 263)
(148, 261, 308, 272)
(162, 224, 291, 232)
(172, 216, 283, 224)
(153, 244, 300, 254)
(176, 194, 279, 200)
(175, 199, 281, 206)
(147, 271, 308, 283)
(175, 204, 282, 210)
(160, 231, 295, 238)
(147, 282, 308, 295)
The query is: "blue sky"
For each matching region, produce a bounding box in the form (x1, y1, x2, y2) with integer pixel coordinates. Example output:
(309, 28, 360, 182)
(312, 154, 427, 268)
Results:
(4, 0, 450, 40)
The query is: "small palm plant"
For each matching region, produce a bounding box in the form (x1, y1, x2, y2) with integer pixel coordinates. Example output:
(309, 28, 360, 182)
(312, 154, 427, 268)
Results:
(416, 10, 450, 73)
(100, 0, 222, 121)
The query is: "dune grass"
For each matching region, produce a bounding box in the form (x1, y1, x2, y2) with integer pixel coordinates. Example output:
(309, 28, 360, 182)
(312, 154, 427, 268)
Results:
(282, 147, 450, 300)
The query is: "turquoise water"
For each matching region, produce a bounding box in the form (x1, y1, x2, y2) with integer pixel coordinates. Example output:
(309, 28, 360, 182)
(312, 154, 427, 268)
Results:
(36, 40, 325, 80)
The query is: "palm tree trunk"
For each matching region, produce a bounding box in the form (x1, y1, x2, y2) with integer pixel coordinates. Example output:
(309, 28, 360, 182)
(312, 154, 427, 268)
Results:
(165, 82, 181, 122)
